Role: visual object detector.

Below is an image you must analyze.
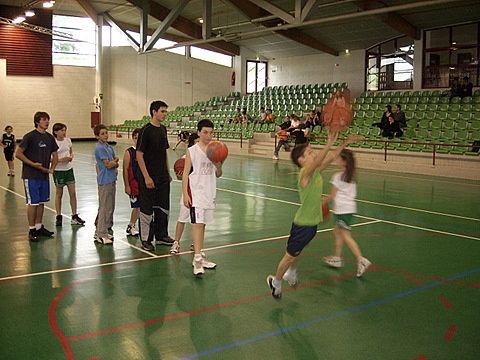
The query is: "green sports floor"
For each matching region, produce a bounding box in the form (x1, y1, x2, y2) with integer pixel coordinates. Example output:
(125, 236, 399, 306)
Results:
(0, 141, 479, 360)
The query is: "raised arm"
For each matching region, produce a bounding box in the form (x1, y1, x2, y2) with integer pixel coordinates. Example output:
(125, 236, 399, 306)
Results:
(318, 134, 364, 172)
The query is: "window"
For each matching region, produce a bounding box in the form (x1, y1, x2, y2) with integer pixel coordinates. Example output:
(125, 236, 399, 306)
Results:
(52, 15, 96, 67)
(423, 22, 479, 88)
(366, 37, 414, 91)
(190, 47, 232, 67)
(246, 61, 267, 94)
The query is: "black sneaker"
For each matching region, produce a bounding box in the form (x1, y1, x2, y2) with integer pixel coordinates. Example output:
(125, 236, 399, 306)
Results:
(28, 229, 38, 242)
(142, 241, 155, 251)
(37, 226, 54, 237)
(71, 214, 85, 225)
(155, 236, 175, 246)
(56, 215, 62, 227)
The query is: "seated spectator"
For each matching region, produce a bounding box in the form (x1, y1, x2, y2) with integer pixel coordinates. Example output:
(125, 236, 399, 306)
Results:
(291, 123, 308, 146)
(288, 114, 301, 132)
(272, 122, 291, 160)
(265, 108, 275, 123)
(372, 105, 392, 130)
(241, 107, 251, 124)
(461, 76, 473, 98)
(382, 115, 403, 139)
(258, 107, 267, 123)
(173, 130, 190, 151)
(449, 77, 462, 100)
(393, 104, 407, 128)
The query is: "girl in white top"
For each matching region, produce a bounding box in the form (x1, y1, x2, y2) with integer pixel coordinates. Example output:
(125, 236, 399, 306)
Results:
(322, 149, 371, 277)
(52, 123, 85, 226)
(182, 119, 223, 276)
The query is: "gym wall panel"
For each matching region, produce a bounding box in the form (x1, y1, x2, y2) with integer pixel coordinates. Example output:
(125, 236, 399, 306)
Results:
(0, 5, 53, 77)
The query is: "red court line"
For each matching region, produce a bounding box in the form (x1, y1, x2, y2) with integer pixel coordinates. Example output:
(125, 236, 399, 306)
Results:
(439, 296, 453, 310)
(413, 356, 427, 360)
(404, 276, 426, 286)
(67, 271, 359, 342)
(444, 324, 457, 341)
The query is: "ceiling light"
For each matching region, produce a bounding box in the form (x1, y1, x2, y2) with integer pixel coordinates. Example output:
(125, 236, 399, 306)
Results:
(452, 41, 457, 45)
(345, 49, 350, 54)
(25, 10, 35, 17)
(198, 18, 204, 24)
(13, 16, 26, 24)
(43, 1, 55, 8)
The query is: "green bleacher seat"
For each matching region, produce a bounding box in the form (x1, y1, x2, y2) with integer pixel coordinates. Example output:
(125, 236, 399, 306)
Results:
(451, 96, 461, 104)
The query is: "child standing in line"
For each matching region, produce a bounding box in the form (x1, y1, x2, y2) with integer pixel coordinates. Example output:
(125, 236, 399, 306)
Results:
(93, 124, 119, 245)
(267, 131, 361, 299)
(272, 122, 290, 160)
(170, 133, 199, 254)
(52, 123, 85, 226)
(122, 128, 141, 236)
(1, 125, 15, 176)
(182, 120, 223, 276)
(322, 149, 371, 276)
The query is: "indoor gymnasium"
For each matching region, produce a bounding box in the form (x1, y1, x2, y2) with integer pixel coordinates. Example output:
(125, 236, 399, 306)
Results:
(0, 1, 479, 359)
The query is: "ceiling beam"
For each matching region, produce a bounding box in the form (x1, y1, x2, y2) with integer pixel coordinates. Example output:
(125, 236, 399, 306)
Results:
(73, 0, 98, 25)
(355, 1, 419, 40)
(202, 0, 212, 40)
(301, 0, 317, 22)
(103, 12, 139, 52)
(144, 0, 190, 51)
(125, 0, 239, 56)
(228, 0, 338, 56)
(251, 0, 295, 24)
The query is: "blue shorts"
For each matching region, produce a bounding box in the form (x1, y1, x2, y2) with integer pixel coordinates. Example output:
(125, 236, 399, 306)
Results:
(129, 195, 140, 208)
(24, 179, 50, 205)
(286, 223, 318, 257)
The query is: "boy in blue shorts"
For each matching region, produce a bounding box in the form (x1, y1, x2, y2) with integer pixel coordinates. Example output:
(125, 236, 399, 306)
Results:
(16, 112, 58, 242)
(93, 124, 119, 245)
(267, 131, 360, 298)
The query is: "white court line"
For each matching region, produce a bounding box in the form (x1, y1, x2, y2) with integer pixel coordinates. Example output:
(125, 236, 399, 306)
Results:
(0, 220, 380, 282)
(217, 187, 480, 242)
(219, 177, 480, 222)
(75, 151, 480, 221)
(0, 185, 157, 258)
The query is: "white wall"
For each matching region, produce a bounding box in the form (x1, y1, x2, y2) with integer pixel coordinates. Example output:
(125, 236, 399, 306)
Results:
(0, 60, 96, 138)
(267, 49, 366, 98)
(103, 47, 234, 125)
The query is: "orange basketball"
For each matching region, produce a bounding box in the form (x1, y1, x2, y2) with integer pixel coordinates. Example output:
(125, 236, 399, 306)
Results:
(174, 158, 185, 180)
(322, 203, 330, 220)
(206, 141, 228, 163)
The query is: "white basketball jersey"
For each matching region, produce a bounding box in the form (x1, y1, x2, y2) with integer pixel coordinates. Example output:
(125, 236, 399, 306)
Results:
(188, 143, 217, 209)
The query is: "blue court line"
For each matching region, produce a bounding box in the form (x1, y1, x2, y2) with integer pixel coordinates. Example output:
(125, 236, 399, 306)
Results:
(177, 268, 480, 359)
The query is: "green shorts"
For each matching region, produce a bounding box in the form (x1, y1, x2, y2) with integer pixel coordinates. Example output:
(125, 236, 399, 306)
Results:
(53, 169, 76, 187)
(334, 213, 354, 231)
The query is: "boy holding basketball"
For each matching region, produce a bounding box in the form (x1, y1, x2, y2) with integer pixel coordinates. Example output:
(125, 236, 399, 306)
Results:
(267, 131, 361, 298)
(182, 119, 223, 276)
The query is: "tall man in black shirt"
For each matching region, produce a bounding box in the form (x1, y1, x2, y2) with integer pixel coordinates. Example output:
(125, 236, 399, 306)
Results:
(136, 101, 174, 251)
(16, 112, 58, 241)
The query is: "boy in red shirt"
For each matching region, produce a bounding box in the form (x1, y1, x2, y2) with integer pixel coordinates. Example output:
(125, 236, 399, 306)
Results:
(273, 122, 290, 160)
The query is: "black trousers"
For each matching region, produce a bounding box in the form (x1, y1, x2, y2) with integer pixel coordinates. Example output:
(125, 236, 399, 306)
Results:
(138, 178, 170, 242)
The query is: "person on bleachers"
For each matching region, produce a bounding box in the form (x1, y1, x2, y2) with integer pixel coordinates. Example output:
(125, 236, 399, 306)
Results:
(449, 77, 462, 100)
(461, 76, 473, 98)
(241, 107, 251, 124)
(272, 122, 291, 160)
(291, 123, 309, 147)
(382, 115, 403, 139)
(173, 130, 190, 151)
(257, 107, 267, 123)
(372, 105, 392, 131)
(393, 104, 407, 128)
(265, 108, 275, 123)
(288, 114, 301, 132)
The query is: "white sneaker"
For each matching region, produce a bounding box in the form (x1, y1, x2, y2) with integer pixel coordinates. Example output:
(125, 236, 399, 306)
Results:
(272, 155, 279, 160)
(200, 251, 216, 269)
(170, 241, 180, 254)
(282, 268, 298, 287)
(357, 257, 372, 277)
(266, 275, 282, 299)
(192, 257, 205, 276)
(94, 232, 114, 241)
(95, 236, 113, 245)
(126, 224, 139, 236)
(324, 256, 343, 268)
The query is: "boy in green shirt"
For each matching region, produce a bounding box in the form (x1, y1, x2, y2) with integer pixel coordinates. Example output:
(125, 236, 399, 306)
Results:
(267, 131, 361, 299)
